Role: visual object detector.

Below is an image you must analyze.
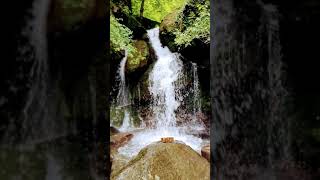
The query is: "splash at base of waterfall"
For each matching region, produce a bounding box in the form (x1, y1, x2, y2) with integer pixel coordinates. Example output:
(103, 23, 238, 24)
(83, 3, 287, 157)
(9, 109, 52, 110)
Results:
(119, 110, 132, 132)
(118, 128, 207, 158)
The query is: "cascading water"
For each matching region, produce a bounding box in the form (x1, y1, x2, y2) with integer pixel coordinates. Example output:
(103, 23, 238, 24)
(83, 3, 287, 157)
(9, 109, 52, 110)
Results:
(148, 28, 183, 131)
(116, 51, 129, 107)
(113, 51, 132, 131)
(118, 28, 206, 157)
(192, 63, 201, 114)
(191, 63, 202, 123)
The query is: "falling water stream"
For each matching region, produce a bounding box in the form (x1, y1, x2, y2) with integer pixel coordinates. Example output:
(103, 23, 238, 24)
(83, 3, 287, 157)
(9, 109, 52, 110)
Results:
(115, 51, 133, 131)
(118, 28, 206, 157)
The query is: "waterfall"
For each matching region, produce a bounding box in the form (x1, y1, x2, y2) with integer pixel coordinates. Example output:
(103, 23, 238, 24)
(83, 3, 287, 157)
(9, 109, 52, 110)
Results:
(118, 28, 205, 158)
(114, 51, 132, 131)
(192, 63, 202, 117)
(119, 110, 131, 131)
(116, 51, 129, 107)
(147, 28, 183, 131)
(190, 62, 205, 131)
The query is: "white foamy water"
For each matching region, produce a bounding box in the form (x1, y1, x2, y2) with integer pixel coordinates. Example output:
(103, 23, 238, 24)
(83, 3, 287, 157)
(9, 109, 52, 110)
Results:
(119, 110, 131, 132)
(114, 51, 133, 132)
(148, 28, 183, 129)
(116, 51, 129, 107)
(118, 28, 206, 158)
(118, 128, 207, 157)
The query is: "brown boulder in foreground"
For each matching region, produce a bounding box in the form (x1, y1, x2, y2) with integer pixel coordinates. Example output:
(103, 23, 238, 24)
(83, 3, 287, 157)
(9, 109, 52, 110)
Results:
(112, 142, 210, 180)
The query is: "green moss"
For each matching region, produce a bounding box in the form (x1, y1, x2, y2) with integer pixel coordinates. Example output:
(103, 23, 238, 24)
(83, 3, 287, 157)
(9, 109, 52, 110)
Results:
(110, 105, 141, 127)
(110, 105, 125, 127)
(127, 40, 149, 73)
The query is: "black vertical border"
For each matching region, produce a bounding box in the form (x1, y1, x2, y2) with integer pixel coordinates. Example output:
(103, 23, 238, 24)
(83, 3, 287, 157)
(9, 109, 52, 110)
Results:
(95, 0, 110, 179)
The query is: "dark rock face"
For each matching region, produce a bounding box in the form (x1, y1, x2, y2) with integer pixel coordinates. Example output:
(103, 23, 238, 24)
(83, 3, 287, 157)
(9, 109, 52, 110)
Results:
(201, 144, 210, 161)
(110, 126, 120, 136)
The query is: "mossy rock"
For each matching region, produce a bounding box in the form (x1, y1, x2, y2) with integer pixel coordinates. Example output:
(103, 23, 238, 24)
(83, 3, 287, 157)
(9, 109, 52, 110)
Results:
(131, 63, 155, 106)
(127, 40, 150, 73)
(159, 0, 210, 52)
(112, 142, 210, 179)
(110, 105, 141, 128)
(110, 106, 125, 127)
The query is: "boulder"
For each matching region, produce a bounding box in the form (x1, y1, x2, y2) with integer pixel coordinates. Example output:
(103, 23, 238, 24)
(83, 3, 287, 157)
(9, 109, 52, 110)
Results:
(110, 126, 120, 136)
(127, 40, 150, 73)
(111, 142, 210, 179)
(201, 144, 210, 161)
(110, 132, 133, 150)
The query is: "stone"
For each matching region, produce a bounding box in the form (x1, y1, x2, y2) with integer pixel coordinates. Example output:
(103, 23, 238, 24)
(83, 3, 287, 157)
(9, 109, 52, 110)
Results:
(127, 40, 150, 73)
(160, 137, 174, 143)
(201, 144, 210, 161)
(110, 132, 133, 150)
(111, 142, 210, 179)
(110, 126, 120, 136)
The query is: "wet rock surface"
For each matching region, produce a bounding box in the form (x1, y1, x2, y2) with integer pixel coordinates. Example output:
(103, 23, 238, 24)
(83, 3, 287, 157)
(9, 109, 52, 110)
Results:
(112, 141, 209, 180)
(201, 144, 210, 161)
(110, 132, 134, 150)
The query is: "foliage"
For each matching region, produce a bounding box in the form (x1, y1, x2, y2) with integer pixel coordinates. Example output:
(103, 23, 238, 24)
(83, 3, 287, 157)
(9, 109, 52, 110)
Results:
(131, 0, 186, 22)
(174, 0, 210, 47)
(110, 15, 135, 54)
